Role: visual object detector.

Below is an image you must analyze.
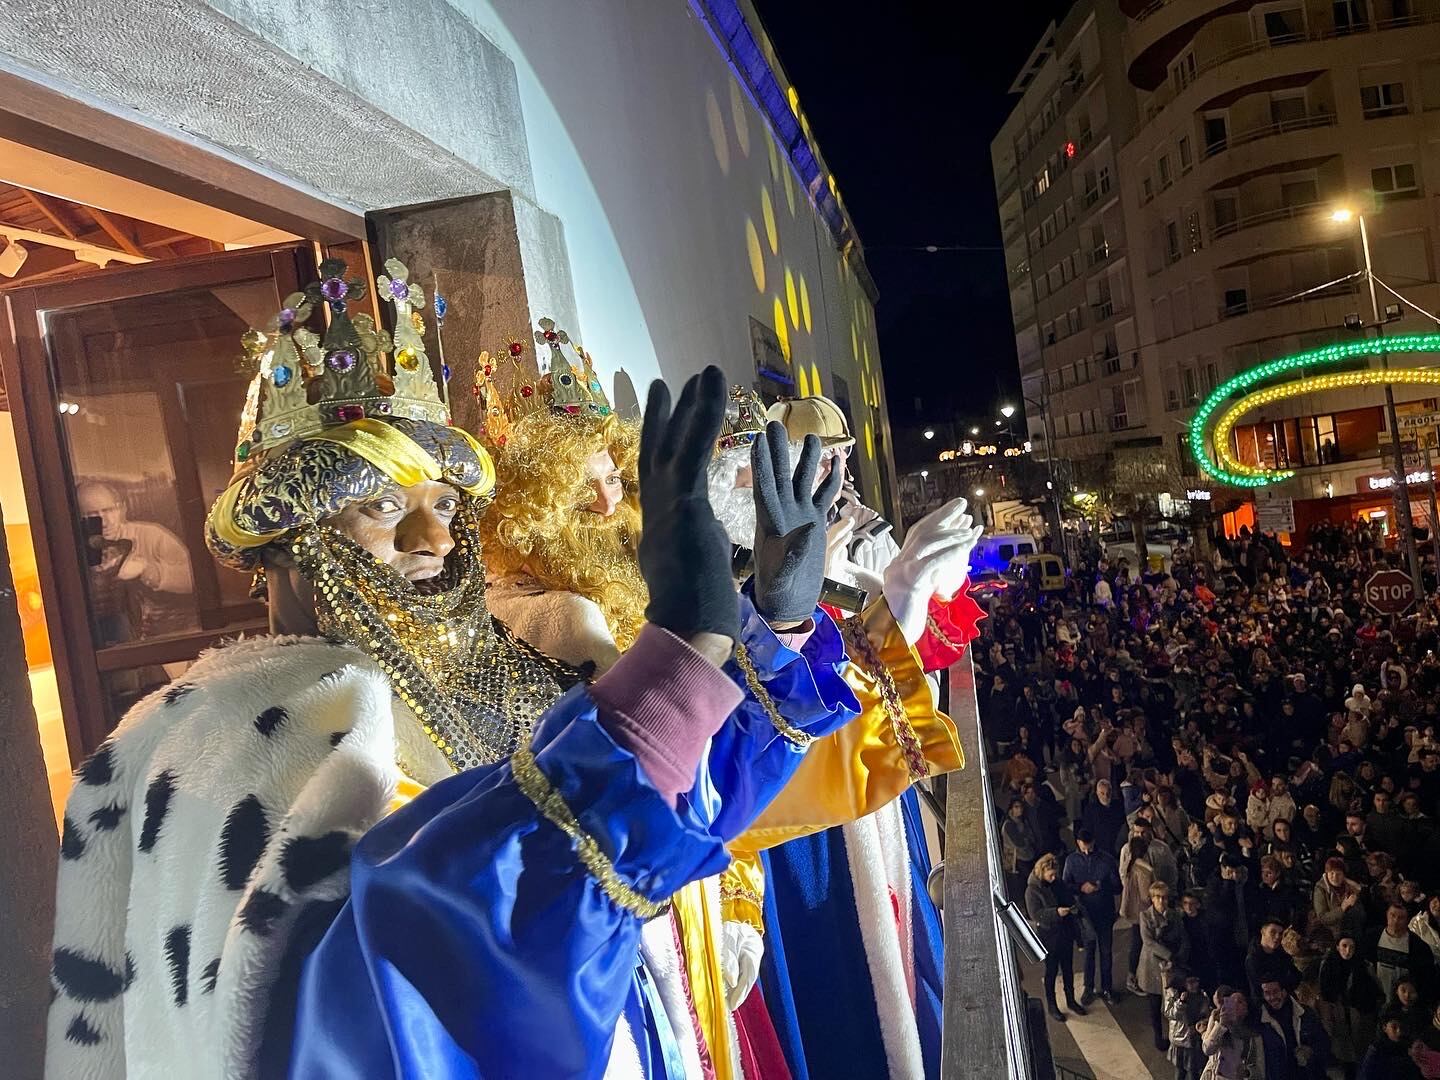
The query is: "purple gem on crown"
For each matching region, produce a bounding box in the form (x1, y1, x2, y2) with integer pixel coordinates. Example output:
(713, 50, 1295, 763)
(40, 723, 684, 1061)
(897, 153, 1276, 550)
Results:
(320, 278, 348, 303)
(327, 349, 358, 373)
(442, 363, 452, 382)
(277, 307, 297, 331)
(387, 279, 410, 301)
(335, 404, 366, 423)
(434, 295, 448, 323)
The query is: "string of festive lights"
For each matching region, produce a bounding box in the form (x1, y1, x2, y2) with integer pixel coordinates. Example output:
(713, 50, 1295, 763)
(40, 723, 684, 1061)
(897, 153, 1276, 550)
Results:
(1210, 369, 1440, 486)
(1188, 333, 1440, 487)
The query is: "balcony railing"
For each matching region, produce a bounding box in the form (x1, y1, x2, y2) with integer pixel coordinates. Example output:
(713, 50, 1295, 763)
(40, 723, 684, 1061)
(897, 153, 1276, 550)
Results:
(1199, 110, 1336, 162)
(1103, 350, 1141, 376)
(1143, 13, 1440, 123)
(1218, 277, 1360, 320)
(1210, 198, 1323, 242)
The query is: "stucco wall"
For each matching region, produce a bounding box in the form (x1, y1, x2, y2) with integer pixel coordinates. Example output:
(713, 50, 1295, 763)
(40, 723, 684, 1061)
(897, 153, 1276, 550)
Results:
(0, 0, 894, 505)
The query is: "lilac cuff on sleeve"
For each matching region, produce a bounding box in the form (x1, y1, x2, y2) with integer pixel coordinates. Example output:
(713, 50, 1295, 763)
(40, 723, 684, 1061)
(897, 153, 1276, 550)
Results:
(592, 623, 743, 804)
(773, 617, 816, 652)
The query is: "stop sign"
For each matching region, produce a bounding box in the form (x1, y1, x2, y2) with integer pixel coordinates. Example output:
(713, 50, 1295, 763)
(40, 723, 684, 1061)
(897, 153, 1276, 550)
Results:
(1365, 569, 1416, 614)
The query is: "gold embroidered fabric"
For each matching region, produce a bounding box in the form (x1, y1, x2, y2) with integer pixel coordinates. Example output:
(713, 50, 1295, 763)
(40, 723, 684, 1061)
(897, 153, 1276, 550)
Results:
(733, 643, 813, 748)
(718, 851, 766, 933)
(925, 612, 965, 654)
(841, 615, 929, 783)
(510, 743, 670, 920)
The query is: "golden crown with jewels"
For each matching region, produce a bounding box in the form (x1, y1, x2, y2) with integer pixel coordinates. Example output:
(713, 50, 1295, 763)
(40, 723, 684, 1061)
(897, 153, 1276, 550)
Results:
(233, 257, 452, 463)
(471, 317, 612, 447)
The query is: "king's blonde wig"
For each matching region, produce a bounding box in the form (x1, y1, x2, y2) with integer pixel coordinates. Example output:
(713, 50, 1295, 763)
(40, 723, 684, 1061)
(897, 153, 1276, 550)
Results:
(481, 410, 648, 650)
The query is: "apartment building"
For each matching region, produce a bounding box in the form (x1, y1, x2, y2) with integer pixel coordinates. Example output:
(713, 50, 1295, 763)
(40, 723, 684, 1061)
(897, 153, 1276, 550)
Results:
(991, 1, 1142, 479)
(995, 0, 1440, 539)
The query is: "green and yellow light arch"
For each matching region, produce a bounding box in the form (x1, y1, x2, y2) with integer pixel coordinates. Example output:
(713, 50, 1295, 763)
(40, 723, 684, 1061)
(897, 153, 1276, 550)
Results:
(1190, 333, 1440, 488)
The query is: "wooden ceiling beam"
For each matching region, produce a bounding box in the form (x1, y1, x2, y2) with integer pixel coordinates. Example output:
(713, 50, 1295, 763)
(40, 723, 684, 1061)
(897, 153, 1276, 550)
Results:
(81, 206, 144, 257)
(17, 189, 76, 240)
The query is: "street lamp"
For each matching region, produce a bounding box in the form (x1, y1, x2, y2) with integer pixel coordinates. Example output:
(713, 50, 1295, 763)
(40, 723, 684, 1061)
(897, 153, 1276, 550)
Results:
(923, 428, 935, 440)
(1000, 404, 1016, 419)
(920, 469, 929, 478)
(969, 426, 980, 436)
(1334, 204, 1425, 590)
(974, 487, 985, 497)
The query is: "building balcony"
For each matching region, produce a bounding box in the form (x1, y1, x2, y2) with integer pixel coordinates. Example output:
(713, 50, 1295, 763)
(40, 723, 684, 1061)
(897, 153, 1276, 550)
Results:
(1199, 109, 1336, 162)
(1127, 0, 1255, 93)
(1136, 11, 1439, 123)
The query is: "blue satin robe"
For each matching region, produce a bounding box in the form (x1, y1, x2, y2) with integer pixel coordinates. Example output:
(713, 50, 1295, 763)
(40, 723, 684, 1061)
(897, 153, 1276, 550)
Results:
(287, 603, 858, 1079)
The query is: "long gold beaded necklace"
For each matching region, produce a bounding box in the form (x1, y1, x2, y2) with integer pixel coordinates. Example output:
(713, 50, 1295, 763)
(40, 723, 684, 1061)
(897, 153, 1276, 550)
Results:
(289, 500, 577, 771)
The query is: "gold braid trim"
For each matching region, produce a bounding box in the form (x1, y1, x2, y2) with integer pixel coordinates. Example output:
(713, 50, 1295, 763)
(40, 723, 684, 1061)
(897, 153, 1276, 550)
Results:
(841, 615, 929, 782)
(734, 643, 814, 748)
(719, 880, 764, 911)
(511, 743, 670, 919)
(925, 612, 964, 654)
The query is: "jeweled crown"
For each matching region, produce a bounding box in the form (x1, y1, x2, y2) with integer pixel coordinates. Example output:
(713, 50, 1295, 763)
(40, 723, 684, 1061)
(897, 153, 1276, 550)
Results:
(717, 385, 768, 452)
(472, 317, 612, 446)
(234, 257, 451, 462)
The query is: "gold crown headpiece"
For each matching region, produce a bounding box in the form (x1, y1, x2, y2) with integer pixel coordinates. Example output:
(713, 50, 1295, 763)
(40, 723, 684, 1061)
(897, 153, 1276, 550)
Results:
(716, 385, 768, 453)
(234, 257, 451, 462)
(471, 317, 612, 446)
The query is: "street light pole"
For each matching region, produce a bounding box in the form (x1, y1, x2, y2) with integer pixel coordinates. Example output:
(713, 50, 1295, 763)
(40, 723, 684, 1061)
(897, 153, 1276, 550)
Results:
(1022, 389, 1067, 561)
(1357, 211, 1425, 590)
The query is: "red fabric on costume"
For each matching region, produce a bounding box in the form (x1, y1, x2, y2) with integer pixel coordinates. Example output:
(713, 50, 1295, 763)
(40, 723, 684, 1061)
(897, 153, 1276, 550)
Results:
(734, 986, 793, 1080)
(916, 583, 986, 672)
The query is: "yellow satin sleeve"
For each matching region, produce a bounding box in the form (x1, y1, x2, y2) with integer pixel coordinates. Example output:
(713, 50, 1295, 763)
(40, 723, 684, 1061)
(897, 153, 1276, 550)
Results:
(719, 850, 766, 933)
(735, 597, 963, 851)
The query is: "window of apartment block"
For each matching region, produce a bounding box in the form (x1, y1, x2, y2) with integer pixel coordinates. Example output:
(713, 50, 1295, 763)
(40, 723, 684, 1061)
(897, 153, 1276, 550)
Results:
(1421, 60, 1440, 111)
(1372, 163, 1419, 199)
(1142, 176, 1154, 203)
(1098, 164, 1112, 195)
(1202, 114, 1229, 155)
(1260, 4, 1306, 41)
(1043, 320, 1057, 345)
(1036, 167, 1052, 196)
(1029, 227, 1043, 252)
(1158, 154, 1173, 189)
(1042, 217, 1057, 244)
(1212, 194, 1239, 235)
(1172, 51, 1197, 94)
(1223, 287, 1250, 316)
(1270, 91, 1308, 126)
(1361, 80, 1407, 118)
(1280, 177, 1319, 208)
(1165, 220, 1181, 263)
(1204, 361, 1220, 392)
(1182, 367, 1199, 405)
(1178, 135, 1193, 172)
(1334, 0, 1369, 33)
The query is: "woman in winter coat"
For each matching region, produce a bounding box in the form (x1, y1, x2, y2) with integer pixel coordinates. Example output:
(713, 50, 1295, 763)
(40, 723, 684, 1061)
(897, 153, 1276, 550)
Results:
(1318, 935, 1382, 1079)
(1200, 990, 1267, 1080)
(1002, 797, 1038, 909)
(1025, 852, 1086, 1022)
(1121, 834, 1158, 994)
(1140, 880, 1189, 1052)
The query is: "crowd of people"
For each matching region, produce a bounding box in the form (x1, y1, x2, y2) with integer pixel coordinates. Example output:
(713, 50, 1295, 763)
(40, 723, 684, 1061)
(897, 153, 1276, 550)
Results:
(978, 519, 1440, 1080)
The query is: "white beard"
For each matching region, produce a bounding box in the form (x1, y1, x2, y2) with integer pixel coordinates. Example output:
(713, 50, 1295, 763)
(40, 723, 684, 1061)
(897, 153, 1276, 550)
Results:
(707, 449, 756, 549)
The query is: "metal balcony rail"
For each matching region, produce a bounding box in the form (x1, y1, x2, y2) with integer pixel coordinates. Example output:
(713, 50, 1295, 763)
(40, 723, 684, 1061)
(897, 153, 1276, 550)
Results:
(1103, 350, 1141, 376)
(1210, 198, 1323, 241)
(1199, 109, 1336, 161)
(1143, 12, 1440, 122)
(1133, 0, 1173, 21)
(1218, 277, 1360, 320)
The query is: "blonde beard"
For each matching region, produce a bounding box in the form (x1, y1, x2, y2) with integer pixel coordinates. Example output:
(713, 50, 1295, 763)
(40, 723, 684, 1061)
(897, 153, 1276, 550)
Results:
(521, 502, 648, 651)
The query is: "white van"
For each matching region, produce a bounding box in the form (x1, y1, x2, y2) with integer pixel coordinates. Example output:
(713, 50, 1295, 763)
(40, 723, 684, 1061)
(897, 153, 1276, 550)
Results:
(972, 533, 1040, 576)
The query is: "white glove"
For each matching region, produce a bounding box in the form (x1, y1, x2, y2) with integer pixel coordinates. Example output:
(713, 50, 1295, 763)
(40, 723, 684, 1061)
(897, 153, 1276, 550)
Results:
(882, 498, 984, 646)
(825, 517, 885, 598)
(721, 920, 764, 1010)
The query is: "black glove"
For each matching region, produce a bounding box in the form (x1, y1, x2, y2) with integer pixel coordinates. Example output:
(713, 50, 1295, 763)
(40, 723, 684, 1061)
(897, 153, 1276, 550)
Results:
(637, 366, 741, 642)
(750, 421, 843, 623)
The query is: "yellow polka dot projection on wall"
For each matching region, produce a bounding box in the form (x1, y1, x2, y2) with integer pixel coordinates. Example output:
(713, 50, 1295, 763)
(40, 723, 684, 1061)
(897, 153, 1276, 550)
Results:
(800, 276, 812, 333)
(730, 80, 751, 158)
(810, 363, 822, 396)
(773, 297, 791, 361)
(745, 220, 766, 293)
(705, 90, 729, 175)
(787, 85, 801, 116)
(761, 187, 779, 254)
(798, 367, 811, 396)
(783, 162, 796, 215)
(864, 419, 874, 460)
(767, 137, 780, 181)
(785, 268, 799, 329)
(850, 323, 859, 362)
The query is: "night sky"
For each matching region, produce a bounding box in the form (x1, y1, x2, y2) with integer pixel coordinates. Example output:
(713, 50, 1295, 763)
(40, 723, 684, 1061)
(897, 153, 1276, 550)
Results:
(751, 0, 1073, 468)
